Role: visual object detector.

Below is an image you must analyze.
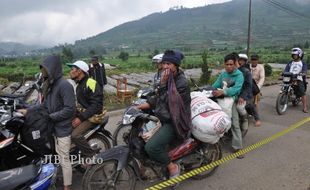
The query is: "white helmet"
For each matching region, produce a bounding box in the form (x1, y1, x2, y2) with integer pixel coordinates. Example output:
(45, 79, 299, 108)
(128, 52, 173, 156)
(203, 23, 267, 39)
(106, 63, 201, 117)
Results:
(291, 47, 303, 59)
(152, 53, 164, 64)
(238, 53, 248, 60)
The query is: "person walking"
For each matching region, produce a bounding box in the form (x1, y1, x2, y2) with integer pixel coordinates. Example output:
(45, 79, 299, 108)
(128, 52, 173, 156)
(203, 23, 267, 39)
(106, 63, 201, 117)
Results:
(88, 55, 107, 91)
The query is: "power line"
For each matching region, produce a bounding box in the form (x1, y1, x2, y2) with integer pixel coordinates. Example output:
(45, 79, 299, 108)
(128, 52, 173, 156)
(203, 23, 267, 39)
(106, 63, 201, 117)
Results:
(261, 0, 310, 20)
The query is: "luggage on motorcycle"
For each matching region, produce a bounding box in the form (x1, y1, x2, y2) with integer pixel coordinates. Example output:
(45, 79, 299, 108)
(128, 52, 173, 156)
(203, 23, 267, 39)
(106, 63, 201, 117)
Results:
(190, 92, 221, 118)
(191, 110, 231, 144)
(140, 120, 161, 142)
(21, 107, 54, 156)
(217, 97, 234, 118)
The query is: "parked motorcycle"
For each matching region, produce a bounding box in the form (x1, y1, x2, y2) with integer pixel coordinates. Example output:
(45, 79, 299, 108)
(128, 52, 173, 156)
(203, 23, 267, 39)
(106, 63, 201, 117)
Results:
(276, 72, 305, 115)
(0, 96, 112, 171)
(0, 160, 56, 190)
(82, 107, 222, 190)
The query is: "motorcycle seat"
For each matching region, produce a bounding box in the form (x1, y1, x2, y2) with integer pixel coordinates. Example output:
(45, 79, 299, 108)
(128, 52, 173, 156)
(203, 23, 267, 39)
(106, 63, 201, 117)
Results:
(0, 164, 40, 190)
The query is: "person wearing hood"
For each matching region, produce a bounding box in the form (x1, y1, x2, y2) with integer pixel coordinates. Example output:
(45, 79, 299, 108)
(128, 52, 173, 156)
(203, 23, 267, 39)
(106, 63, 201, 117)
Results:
(19, 55, 76, 190)
(67, 60, 103, 157)
(212, 53, 244, 158)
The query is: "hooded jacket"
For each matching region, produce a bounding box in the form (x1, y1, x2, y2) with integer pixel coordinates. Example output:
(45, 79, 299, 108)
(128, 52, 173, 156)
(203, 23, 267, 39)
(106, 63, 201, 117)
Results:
(40, 55, 76, 137)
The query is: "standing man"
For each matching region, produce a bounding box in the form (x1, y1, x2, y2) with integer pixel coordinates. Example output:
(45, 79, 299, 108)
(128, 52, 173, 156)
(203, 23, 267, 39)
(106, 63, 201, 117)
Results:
(89, 55, 107, 91)
(250, 54, 265, 106)
(67, 60, 103, 157)
(19, 55, 76, 190)
(212, 53, 244, 158)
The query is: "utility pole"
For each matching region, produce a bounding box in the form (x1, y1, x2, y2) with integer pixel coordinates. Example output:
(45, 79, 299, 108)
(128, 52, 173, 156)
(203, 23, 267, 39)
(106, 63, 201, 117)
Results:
(247, 0, 252, 56)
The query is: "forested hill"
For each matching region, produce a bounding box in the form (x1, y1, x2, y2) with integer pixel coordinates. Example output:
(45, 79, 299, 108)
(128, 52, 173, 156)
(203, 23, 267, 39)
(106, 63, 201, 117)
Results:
(71, 0, 310, 53)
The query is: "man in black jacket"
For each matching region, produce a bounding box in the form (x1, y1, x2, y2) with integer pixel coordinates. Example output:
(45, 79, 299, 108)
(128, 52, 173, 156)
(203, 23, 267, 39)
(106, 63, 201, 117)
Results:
(67, 60, 103, 157)
(137, 50, 191, 179)
(89, 56, 107, 91)
(19, 55, 76, 190)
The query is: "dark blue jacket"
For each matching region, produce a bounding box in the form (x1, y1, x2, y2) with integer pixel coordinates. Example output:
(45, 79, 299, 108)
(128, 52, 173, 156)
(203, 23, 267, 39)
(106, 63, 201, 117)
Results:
(238, 64, 253, 101)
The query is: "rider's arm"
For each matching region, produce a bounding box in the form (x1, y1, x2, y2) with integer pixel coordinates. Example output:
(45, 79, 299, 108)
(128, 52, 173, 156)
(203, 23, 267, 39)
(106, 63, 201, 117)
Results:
(212, 72, 224, 89)
(257, 64, 265, 89)
(224, 71, 244, 97)
(136, 102, 151, 110)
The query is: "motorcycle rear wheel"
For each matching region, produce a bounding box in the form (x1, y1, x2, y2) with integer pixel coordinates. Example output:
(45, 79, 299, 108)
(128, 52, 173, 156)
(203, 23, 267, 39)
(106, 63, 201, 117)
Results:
(191, 143, 222, 180)
(112, 124, 132, 146)
(82, 159, 136, 190)
(276, 93, 288, 115)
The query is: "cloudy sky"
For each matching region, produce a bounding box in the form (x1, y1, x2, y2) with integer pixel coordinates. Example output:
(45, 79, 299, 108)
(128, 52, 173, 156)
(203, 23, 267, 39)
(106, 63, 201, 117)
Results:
(0, 0, 230, 47)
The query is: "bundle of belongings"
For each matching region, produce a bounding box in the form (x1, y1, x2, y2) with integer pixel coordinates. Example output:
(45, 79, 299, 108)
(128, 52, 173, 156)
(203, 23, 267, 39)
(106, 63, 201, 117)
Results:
(190, 91, 231, 144)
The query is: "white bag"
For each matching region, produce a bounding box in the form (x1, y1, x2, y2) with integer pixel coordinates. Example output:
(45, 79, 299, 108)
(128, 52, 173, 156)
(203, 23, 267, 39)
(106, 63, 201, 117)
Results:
(191, 110, 231, 144)
(216, 97, 234, 118)
(190, 92, 221, 119)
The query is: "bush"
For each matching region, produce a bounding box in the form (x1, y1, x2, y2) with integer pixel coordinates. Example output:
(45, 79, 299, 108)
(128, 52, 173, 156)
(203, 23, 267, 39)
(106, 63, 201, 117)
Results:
(264, 63, 273, 77)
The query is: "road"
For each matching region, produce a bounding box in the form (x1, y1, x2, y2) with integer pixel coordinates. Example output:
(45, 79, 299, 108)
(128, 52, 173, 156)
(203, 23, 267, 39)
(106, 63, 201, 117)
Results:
(64, 83, 310, 190)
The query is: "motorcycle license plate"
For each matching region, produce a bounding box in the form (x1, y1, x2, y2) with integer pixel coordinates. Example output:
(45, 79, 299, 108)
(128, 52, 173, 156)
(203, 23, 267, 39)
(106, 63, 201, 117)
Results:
(283, 77, 290, 82)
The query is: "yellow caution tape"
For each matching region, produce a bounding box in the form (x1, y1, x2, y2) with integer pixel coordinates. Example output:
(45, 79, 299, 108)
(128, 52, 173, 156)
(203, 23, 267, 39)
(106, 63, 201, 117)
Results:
(145, 117, 310, 190)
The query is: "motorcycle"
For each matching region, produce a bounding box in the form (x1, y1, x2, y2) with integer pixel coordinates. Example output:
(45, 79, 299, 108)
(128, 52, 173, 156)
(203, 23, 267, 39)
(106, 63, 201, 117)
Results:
(112, 86, 154, 146)
(0, 160, 57, 190)
(82, 107, 222, 190)
(0, 96, 112, 171)
(276, 72, 305, 115)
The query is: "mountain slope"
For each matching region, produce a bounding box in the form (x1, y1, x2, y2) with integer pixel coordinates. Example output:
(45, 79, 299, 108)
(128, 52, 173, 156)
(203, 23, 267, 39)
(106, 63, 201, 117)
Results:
(72, 0, 310, 52)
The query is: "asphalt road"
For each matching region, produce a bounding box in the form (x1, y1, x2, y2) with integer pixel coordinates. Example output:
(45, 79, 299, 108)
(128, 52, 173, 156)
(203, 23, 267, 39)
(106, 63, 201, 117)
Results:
(59, 82, 310, 190)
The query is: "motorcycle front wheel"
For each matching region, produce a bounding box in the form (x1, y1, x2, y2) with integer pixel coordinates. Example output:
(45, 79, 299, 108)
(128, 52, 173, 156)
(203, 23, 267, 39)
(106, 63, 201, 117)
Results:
(87, 134, 111, 153)
(112, 124, 132, 146)
(82, 159, 136, 190)
(191, 143, 222, 180)
(276, 93, 288, 115)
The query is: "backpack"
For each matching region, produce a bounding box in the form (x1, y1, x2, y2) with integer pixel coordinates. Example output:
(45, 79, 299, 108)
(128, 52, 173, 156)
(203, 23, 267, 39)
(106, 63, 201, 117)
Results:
(21, 107, 54, 156)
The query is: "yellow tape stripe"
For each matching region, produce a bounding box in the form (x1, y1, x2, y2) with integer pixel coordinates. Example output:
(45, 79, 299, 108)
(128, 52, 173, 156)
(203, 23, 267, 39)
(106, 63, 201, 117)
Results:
(145, 117, 310, 190)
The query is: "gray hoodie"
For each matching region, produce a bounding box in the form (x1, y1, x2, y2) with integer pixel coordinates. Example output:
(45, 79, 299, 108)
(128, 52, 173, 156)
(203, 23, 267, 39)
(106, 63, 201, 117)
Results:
(40, 55, 76, 137)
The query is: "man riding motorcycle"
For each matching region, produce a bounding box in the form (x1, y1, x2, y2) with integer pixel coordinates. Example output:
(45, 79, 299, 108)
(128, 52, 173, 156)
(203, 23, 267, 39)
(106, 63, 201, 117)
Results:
(137, 50, 191, 179)
(67, 61, 104, 157)
(283, 47, 308, 113)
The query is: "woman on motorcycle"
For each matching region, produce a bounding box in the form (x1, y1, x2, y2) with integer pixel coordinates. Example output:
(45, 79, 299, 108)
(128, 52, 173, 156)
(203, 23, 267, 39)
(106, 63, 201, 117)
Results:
(283, 47, 308, 113)
(137, 49, 191, 179)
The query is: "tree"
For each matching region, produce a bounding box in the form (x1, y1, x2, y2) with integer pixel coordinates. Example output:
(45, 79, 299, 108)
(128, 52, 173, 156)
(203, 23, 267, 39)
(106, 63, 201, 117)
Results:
(200, 49, 212, 84)
(264, 63, 272, 77)
(61, 46, 74, 63)
(304, 41, 309, 49)
(118, 51, 129, 61)
(89, 49, 96, 56)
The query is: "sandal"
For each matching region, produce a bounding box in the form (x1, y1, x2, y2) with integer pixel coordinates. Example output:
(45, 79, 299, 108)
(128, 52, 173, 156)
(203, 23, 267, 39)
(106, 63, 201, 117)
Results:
(169, 163, 181, 179)
(303, 109, 308, 113)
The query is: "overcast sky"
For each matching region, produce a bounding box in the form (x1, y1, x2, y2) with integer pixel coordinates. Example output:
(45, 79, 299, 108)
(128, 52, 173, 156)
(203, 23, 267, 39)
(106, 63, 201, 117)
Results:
(0, 0, 231, 47)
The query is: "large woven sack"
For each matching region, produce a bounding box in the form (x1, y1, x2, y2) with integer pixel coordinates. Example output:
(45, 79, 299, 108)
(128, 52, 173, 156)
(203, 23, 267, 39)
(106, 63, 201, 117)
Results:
(191, 110, 231, 144)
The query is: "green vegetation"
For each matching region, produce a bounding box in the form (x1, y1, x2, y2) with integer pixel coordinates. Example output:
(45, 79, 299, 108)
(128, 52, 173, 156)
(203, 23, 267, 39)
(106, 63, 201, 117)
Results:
(0, 47, 309, 83)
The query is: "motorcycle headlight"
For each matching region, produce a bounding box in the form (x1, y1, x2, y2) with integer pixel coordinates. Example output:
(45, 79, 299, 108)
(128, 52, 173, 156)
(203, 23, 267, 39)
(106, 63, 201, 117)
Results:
(283, 77, 291, 82)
